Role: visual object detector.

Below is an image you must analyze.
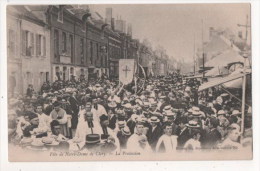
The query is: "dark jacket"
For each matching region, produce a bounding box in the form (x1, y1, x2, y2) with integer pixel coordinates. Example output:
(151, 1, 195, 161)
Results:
(108, 115, 117, 130)
(147, 125, 163, 150)
(127, 120, 136, 134)
(177, 127, 190, 149)
(201, 128, 222, 149)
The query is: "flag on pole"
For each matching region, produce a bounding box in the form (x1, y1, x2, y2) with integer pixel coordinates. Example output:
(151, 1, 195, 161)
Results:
(119, 59, 136, 85)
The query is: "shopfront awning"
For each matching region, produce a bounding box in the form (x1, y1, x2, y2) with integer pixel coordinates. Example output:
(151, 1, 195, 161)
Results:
(198, 73, 244, 92)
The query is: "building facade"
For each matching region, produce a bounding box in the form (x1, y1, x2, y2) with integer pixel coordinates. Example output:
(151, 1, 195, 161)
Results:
(7, 6, 51, 95)
(46, 5, 89, 82)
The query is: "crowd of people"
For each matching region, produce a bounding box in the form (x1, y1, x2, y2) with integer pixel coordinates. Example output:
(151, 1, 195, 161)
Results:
(8, 73, 252, 154)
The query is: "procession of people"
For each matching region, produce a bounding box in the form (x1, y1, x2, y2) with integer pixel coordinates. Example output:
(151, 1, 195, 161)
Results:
(8, 72, 252, 155)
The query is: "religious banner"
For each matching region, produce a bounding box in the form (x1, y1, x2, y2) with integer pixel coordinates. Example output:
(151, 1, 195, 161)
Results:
(119, 59, 136, 85)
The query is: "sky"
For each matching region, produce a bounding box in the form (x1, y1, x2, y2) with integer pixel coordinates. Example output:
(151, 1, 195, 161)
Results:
(90, 3, 250, 63)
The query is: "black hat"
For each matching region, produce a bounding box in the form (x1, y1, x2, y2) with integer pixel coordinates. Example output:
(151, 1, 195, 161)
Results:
(85, 134, 100, 144)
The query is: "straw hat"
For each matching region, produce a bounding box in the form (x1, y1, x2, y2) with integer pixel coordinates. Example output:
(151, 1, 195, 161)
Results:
(122, 126, 131, 136)
(148, 116, 160, 123)
(108, 101, 117, 108)
(217, 110, 226, 116)
(231, 110, 241, 116)
(186, 120, 200, 128)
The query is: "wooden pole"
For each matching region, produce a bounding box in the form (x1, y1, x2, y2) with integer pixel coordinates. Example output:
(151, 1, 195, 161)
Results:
(241, 57, 247, 134)
(201, 19, 205, 80)
(193, 34, 196, 75)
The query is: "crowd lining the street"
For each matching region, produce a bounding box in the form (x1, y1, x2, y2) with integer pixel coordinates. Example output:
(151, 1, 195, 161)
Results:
(8, 73, 252, 154)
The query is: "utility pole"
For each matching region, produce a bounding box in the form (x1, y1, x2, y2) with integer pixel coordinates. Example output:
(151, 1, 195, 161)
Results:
(237, 15, 251, 135)
(193, 34, 196, 75)
(202, 19, 205, 79)
(237, 15, 251, 45)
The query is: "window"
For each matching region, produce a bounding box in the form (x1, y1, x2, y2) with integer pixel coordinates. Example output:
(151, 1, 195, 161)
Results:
(80, 38, 84, 64)
(36, 34, 42, 56)
(54, 30, 59, 60)
(43, 36, 46, 56)
(58, 6, 64, 23)
(22, 30, 34, 56)
(63, 67, 67, 81)
(36, 34, 46, 56)
(62, 32, 67, 53)
(70, 67, 74, 74)
(90, 41, 93, 65)
(46, 72, 49, 82)
(8, 29, 15, 57)
(26, 72, 33, 85)
(40, 72, 44, 87)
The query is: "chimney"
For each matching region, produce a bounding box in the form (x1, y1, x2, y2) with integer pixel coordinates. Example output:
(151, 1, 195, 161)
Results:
(127, 23, 132, 36)
(115, 19, 123, 32)
(111, 18, 115, 31)
(238, 31, 243, 39)
(105, 8, 112, 26)
(122, 20, 126, 33)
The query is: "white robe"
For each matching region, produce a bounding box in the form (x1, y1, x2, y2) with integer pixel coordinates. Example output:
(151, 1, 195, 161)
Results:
(71, 109, 104, 150)
(37, 113, 51, 132)
(156, 134, 178, 153)
(91, 104, 107, 122)
(126, 134, 152, 153)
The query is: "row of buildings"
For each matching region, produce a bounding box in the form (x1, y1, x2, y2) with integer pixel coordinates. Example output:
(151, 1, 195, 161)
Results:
(7, 5, 174, 95)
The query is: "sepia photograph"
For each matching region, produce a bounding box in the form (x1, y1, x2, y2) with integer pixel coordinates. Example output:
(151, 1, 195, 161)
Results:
(6, 3, 252, 161)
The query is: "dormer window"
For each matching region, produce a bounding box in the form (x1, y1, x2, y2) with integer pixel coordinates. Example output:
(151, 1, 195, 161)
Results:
(58, 6, 64, 23)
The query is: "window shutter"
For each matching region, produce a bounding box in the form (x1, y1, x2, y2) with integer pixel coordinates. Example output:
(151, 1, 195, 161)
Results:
(43, 36, 46, 57)
(21, 30, 26, 55)
(31, 32, 34, 56)
(36, 34, 39, 56)
(59, 31, 63, 54)
(68, 35, 71, 56)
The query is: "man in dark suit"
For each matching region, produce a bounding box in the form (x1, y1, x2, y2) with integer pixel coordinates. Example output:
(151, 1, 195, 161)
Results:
(147, 116, 163, 151)
(159, 96, 169, 113)
(108, 112, 117, 130)
(201, 117, 222, 149)
(176, 117, 190, 150)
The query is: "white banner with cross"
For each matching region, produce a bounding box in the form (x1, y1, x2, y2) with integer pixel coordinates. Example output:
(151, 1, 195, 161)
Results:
(119, 59, 136, 85)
